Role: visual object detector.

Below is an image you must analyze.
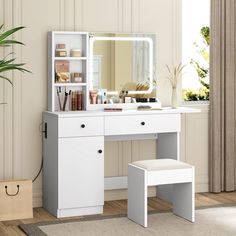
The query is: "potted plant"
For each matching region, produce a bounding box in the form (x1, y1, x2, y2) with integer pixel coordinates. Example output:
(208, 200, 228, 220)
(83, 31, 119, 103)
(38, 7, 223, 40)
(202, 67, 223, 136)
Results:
(0, 24, 30, 103)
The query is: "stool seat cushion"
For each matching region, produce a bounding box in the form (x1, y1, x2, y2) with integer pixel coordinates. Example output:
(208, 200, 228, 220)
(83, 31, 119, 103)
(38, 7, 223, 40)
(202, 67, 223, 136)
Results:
(132, 159, 192, 171)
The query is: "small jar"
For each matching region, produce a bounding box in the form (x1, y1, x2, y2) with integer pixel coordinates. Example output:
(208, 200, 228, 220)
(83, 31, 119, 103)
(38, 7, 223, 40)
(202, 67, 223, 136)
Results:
(71, 73, 83, 83)
(55, 43, 67, 57)
(125, 96, 132, 103)
(70, 49, 82, 57)
(56, 43, 66, 49)
(55, 49, 67, 57)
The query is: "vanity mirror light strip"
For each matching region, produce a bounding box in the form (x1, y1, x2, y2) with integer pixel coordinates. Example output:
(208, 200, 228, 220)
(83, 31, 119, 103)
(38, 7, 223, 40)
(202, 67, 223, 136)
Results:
(89, 35, 153, 95)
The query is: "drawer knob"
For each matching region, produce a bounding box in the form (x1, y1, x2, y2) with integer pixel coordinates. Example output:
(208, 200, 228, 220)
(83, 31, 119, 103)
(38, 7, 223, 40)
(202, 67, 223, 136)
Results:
(141, 121, 145, 126)
(98, 149, 103, 154)
(81, 124, 86, 128)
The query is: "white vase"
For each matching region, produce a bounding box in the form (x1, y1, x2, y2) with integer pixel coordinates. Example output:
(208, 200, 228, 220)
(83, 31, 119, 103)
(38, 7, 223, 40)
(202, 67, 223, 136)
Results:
(171, 87, 178, 108)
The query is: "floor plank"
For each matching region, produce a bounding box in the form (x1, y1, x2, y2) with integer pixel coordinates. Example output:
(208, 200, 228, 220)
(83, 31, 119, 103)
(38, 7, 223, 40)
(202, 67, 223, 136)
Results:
(0, 192, 235, 236)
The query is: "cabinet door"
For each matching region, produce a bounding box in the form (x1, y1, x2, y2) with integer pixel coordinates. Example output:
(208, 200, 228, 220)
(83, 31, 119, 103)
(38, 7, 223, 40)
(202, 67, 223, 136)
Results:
(58, 136, 104, 209)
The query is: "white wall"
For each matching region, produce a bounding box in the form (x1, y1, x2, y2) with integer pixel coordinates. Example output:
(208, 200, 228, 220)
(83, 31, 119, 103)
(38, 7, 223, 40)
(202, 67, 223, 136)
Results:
(0, 0, 209, 207)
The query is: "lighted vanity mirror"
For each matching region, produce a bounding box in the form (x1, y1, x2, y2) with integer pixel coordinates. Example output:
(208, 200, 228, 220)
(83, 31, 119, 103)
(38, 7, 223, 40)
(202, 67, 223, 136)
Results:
(89, 33, 157, 106)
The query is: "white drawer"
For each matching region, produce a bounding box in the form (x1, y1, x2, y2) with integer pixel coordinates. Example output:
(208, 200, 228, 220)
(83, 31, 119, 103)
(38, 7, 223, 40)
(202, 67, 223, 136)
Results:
(59, 116, 104, 137)
(105, 114, 180, 135)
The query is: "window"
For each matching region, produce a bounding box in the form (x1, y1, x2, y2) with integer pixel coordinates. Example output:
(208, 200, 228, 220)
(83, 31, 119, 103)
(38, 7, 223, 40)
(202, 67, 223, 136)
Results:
(182, 0, 210, 101)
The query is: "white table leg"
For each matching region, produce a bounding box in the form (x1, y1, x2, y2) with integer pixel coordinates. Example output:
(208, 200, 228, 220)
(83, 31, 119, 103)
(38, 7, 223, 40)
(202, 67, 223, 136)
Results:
(128, 165, 148, 227)
(157, 132, 179, 160)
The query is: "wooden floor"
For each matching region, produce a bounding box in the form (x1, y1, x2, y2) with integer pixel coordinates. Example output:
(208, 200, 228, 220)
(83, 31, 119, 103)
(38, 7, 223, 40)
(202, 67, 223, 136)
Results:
(1, 192, 236, 236)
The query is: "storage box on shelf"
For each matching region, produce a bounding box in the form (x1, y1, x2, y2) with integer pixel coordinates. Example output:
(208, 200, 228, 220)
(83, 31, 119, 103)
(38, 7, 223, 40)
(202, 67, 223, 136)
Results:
(48, 31, 89, 112)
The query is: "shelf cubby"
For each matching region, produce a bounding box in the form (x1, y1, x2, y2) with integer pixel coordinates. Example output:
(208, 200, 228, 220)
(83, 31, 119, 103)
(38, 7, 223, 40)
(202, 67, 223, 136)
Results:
(48, 31, 89, 112)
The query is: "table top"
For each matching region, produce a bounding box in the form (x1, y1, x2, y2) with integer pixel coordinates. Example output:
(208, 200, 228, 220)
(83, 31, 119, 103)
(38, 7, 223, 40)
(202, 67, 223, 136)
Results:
(44, 107, 201, 118)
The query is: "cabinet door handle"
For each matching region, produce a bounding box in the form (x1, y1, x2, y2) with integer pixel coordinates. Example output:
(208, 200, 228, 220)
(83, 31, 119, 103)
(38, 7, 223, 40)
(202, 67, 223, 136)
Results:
(81, 124, 85, 128)
(98, 149, 103, 154)
(141, 121, 145, 126)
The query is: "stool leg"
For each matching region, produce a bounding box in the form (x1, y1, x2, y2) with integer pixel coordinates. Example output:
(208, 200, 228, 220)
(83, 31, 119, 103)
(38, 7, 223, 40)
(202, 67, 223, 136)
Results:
(173, 170, 195, 222)
(128, 165, 148, 227)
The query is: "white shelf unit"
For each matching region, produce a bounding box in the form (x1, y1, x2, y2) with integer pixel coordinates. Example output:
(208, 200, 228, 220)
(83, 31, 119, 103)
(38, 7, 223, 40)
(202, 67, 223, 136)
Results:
(54, 57, 88, 61)
(54, 83, 87, 87)
(48, 31, 89, 112)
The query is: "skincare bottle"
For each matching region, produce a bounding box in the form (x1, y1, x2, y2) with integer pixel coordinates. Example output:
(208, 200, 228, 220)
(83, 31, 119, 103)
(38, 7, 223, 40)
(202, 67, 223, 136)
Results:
(125, 97, 131, 103)
(103, 91, 107, 104)
(90, 90, 98, 104)
(70, 49, 82, 57)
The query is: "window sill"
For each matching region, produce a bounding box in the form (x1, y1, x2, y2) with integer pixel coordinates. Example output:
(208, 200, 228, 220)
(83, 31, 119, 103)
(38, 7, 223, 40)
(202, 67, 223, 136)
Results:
(181, 100, 209, 112)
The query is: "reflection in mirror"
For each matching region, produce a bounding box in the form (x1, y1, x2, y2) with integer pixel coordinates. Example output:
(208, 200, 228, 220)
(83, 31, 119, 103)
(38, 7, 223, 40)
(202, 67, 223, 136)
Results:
(90, 34, 156, 99)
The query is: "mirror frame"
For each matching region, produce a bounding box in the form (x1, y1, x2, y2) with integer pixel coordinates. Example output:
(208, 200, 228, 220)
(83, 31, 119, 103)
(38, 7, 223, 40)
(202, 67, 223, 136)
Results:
(89, 35, 154, 95)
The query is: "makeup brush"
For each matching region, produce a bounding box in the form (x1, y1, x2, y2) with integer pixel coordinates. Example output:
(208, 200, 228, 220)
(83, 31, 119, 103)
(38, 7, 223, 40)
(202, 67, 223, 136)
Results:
(57, 87, 62, 111)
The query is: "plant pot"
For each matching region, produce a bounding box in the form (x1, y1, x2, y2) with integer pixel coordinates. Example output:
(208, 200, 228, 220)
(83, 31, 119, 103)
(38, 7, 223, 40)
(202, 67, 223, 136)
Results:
(171, 87, 178, 108)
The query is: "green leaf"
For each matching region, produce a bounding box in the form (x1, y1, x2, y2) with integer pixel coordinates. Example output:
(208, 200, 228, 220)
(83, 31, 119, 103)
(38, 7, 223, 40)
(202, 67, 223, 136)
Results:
(0, 25, 31, 85)
(0, 44, 12, 47)
(0, 65, 30, 73)
(0, 75, 13, 86)
(0, 26, 25, 43)
(201, 26, 210, 46)
(2, 52, 15, 60)
(0, 58, 16, 66)
(0, 39, 24, 46)
(2, 62, 25, 67)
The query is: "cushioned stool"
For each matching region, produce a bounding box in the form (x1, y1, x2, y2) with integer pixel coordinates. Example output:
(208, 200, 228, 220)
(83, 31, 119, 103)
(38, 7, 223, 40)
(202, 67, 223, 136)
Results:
(128, 159, 195, 227)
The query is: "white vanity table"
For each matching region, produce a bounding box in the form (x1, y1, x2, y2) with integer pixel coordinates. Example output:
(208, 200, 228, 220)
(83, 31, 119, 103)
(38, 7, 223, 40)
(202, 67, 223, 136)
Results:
(43, 31, 199, 218)
(43, 107, 198, 218)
